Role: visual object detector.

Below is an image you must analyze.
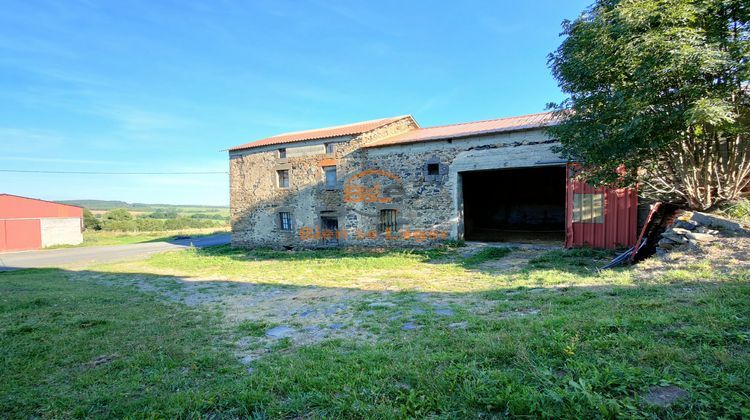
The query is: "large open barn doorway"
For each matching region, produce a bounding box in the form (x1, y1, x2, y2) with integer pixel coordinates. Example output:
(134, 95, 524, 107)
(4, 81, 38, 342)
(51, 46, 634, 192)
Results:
(461, 166, 566, 243)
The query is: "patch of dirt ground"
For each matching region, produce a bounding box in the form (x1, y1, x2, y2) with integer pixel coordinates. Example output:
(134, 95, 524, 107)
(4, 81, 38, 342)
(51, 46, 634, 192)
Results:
(642, 385, 689, 407)
(80, 234, 747, 371)
(475, 248, 547, 272)
(81, 254, 545, 370)
(635, 235, 750, 279)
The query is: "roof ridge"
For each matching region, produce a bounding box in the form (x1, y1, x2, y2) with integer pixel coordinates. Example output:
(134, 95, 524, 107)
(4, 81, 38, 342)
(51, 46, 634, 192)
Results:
(268, 115, 412, 138)
(419, 111, 553, 130)
(0, 193, 83, 208)
(364, 111, 558, 148)
(228, 114, 415, 151)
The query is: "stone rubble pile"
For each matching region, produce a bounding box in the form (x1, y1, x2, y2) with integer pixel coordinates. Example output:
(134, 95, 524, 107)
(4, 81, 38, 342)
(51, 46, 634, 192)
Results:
(656, 210, 747, 256)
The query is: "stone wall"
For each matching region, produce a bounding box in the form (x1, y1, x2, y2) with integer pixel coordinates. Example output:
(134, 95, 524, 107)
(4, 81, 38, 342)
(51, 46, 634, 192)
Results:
(229, 117, 418, 248)
(229, 121, 561, 248)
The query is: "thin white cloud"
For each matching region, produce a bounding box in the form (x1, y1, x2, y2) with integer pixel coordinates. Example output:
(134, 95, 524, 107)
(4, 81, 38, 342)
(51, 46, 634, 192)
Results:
(414, 88, 463, 115)
(311, 0, 401, 36)
(91, 106, 196, 133)
(0, 37, 79, 58)
(0, 156, 123, 165)
(0, 127, 64, 151)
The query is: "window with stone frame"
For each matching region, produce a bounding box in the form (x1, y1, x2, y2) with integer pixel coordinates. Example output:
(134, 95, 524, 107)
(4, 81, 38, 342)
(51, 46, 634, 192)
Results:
(325, 143, 335, 155)
(277, 169, 289, 188)
(324, 166, 337, 188)
(278, 148, 286, 158)
(378, 209, 398, 233)
(427, 163, 440, 176)
(279, 212, 292, 231)
(423, 157, 444, 182)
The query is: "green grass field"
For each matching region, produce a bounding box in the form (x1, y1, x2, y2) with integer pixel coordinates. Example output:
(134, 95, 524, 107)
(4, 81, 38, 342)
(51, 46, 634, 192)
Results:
(1, 246, 748, 417)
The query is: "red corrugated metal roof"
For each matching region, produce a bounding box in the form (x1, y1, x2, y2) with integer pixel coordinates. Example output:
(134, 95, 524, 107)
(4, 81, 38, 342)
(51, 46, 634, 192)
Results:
(366, 112, 558, 148)
(0, 194, 83, 219)
(228, 115, 414, 151)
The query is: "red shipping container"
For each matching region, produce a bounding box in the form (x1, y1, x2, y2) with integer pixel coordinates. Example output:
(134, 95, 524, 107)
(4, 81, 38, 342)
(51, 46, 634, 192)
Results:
(565, 164, 638, 249)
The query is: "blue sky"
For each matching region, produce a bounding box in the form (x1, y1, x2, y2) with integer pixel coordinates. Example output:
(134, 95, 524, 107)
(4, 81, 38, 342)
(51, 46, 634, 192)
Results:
(0, 0, 590, 206)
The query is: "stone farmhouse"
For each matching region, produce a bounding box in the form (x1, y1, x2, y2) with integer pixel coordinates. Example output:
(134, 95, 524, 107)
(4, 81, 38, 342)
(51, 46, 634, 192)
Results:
(228, 113, 638, 249)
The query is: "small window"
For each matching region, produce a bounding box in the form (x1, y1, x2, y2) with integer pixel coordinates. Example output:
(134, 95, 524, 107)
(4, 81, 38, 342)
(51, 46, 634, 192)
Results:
(324, 166, 337, 188)
(325, 143, 335, 154)
(279, 212, 292, 231)
(277, 169, 289, 188)
(278, 148, 286, 158)
(379, 209, 398, 233)
(572, 193, 604, 223)
(321, 216, 338, 231)
(427, 163, 440, 176)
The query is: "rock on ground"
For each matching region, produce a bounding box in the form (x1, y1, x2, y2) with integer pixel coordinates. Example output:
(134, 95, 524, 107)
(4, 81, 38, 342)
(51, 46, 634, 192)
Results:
(643, 385, 688, 407)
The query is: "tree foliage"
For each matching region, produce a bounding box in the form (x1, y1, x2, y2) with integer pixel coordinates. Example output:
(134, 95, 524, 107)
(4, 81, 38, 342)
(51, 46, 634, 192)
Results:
(145, 210, 179, 219)
(82, 208, 101, 231)
(103, 208, 134, 221)
(80, 207, 226, 232)
(548, 0, 750, 210)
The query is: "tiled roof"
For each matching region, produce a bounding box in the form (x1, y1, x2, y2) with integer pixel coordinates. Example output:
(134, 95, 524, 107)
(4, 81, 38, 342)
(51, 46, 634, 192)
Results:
(365, 112, 558, 148)
(228, 115, 412, 151)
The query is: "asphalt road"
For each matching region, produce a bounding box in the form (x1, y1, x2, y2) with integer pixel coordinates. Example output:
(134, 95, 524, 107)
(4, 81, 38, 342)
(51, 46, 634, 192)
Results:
(0, 233, 231, 271)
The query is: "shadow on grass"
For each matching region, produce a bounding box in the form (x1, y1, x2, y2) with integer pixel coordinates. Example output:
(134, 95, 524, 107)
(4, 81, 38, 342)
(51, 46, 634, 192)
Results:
(145, 230, 231, 244)
(1, 263, 748, 418)
(191, 243, 619, 279)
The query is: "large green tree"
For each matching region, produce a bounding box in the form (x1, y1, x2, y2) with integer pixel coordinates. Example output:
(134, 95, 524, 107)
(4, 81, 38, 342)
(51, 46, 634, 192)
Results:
(103, 208, 133, 221)
(548, 0, 750, 210)
(82, 208, 101, 231)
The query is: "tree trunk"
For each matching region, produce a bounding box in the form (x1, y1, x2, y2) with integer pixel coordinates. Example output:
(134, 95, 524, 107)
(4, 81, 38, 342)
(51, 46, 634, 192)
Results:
(643, 130, 750, 210)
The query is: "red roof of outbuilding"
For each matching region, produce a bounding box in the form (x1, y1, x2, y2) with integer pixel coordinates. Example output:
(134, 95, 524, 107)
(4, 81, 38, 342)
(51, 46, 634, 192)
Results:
(366, 112, 558, 148)
(229, 115, 414, 151)
(0, 194, 83, 219)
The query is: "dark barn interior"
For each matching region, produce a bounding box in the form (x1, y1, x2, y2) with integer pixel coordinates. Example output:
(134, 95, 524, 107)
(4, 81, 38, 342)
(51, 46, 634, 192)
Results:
(462, 166, 567, 243)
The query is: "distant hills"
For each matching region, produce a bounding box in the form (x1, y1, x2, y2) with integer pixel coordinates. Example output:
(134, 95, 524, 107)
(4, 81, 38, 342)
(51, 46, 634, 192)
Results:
(58, 200, 228, 211)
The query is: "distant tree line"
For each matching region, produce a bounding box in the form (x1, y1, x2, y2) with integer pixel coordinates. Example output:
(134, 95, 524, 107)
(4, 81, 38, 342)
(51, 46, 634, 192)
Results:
(83, 208, 228, 232)
(143, 210, 227, 220)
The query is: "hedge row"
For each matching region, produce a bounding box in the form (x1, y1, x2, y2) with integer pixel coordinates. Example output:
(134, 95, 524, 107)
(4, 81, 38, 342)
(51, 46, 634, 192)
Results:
(98, 217, 225, 232)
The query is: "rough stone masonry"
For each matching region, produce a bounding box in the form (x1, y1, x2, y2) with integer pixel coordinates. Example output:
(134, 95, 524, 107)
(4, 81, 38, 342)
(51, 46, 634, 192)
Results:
(228, 113, 561, 249)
